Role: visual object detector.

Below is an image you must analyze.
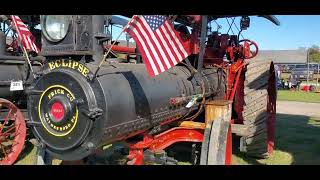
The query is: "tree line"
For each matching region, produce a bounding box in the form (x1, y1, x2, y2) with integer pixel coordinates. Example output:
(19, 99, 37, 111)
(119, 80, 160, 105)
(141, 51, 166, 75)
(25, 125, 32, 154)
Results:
(307, 45, 320, 63)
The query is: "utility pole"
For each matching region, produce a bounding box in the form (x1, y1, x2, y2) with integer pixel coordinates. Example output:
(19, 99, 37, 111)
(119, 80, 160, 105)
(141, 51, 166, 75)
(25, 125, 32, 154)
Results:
(307, 48, 309, 86)
(317, 63, 319, 87)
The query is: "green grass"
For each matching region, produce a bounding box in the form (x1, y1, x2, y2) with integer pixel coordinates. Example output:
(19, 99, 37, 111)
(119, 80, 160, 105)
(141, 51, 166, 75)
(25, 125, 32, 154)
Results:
(232, 115, 320, 165)
(277, 90, 320, 103)
(14, 142, 37, 165)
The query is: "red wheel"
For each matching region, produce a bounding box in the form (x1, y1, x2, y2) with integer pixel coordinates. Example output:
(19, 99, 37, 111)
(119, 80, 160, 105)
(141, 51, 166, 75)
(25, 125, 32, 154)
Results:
(0, 98, 26, 165)
(239, 39, 259, 59)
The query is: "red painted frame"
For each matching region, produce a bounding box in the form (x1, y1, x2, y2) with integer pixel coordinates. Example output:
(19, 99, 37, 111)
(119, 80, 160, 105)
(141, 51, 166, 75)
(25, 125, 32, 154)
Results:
(127, 127, 204, 165)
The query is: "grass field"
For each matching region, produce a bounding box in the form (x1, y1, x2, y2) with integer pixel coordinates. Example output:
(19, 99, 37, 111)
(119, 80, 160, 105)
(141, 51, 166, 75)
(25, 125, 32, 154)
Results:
(232, 114, 320, 165)
(277, 90, 320, 103)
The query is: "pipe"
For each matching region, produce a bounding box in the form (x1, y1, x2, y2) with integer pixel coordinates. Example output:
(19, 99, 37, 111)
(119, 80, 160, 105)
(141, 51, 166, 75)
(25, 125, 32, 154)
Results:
(105, 45, 135, 54)
(0, 55, 45, 62)
(197, 15, 208, 74)
(0, 31, 5, 56)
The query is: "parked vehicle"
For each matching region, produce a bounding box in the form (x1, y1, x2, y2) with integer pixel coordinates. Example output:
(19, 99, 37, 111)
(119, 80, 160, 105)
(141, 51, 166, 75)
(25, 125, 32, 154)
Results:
(291, 68, 314, 81)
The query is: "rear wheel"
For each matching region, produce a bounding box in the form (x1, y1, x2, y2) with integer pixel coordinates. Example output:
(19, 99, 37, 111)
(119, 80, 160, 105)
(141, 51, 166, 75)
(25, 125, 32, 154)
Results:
(0, 98, 27, 165)
(240, 59, 276, 158)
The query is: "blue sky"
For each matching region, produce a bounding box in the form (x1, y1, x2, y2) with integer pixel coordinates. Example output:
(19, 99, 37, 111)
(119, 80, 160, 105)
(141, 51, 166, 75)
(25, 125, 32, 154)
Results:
(111, 15, 320, 50)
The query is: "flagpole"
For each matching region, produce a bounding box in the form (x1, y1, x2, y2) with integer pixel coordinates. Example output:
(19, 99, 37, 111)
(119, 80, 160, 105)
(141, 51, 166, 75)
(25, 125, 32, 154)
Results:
(93, 16, 133, 78)
(11, 15, 36, 79)
(93, 30, 125, 78)
(22, 46, 36, 79)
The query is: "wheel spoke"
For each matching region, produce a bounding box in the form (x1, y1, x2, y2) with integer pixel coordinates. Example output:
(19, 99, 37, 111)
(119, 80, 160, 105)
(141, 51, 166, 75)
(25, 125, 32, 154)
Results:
(0, 109, 13, 133)
(2, 125, 16, 135)
(0, 99, 26, 165)
(1, 144, 7, 157)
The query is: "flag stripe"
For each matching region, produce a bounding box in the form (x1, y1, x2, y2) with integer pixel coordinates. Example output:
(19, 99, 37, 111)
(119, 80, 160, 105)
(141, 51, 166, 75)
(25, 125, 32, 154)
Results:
(133, 18, 165, 72)
(16, 20, 25, 26)
(22, 34, 31, 49)
(158, 27, 180, 65)
(28, 36, 37, 53)
(19, 27, 29, 32)
(138, 17, 172, 69)
(128, 26, 160, 75)
(162, 22, 186, 60)
(11, 15, 39, 53)
(160, 25, 183, 62)
(153, 31, 175, 67)
(131, 34, 155, 76)
(164, 21, 189, 58)
(125, 15, 191, 76)
(155, 29, 178, 65)
(130, 22, 162, 74)
(137, 18, 169, 71)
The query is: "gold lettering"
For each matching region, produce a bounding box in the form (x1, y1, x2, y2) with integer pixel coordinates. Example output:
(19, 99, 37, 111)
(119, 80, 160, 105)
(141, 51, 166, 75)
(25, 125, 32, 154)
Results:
(48, 62, 56, 70)
(55, 60, 61, 68)
(72, 61, 79, 69)
(48, 92, 55, 100)
(82, 67, 89, 77)
(66, 93, 74, 102)
(78, 64, 83, 74)
(68, 60, 72, 68)
(62, 59, 69, 67)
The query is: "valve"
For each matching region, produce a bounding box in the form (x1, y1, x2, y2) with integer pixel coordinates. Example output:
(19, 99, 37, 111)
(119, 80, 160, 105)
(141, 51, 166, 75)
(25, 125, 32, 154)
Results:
(239, 39, 259, 59)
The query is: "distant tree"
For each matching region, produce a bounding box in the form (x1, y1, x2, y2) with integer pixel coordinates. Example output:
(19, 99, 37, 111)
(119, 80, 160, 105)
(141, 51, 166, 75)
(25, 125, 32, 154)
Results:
(308, 45, 320, 63)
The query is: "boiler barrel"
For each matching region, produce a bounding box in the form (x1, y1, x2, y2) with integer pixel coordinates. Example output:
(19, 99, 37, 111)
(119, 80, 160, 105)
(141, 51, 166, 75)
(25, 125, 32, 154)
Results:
(0, 60, 39, 106)
(27, 60, 225, 160)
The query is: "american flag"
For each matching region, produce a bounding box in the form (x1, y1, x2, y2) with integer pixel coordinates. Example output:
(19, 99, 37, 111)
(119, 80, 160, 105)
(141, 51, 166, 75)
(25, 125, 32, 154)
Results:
(11, 15, 40, 54)
(124, 15, 191, 76)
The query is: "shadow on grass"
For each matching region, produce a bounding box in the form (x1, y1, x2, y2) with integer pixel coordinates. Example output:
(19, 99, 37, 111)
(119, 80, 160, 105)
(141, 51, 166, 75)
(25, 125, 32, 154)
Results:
(233, 113, 320, 165)
(14, 131, 37, 164)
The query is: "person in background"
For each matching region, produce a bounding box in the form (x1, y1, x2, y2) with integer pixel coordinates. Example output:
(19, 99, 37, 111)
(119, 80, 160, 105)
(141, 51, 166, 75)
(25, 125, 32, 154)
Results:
(274, 65, 282, 89)
(289, 74, 300, 91)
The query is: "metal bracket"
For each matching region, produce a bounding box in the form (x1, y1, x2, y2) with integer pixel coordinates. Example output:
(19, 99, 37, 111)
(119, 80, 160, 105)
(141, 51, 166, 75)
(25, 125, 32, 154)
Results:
(94, 33, 111, 44)
(26, 121, 42, 127)
(80, 107, 103, 119)
(231, 124, 249, 137)
(25, 88, 44, 95)
(34, 142, 53, 165)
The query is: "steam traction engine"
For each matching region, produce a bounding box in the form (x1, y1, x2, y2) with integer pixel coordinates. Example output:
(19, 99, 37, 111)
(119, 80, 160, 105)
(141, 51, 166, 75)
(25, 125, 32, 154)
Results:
(0, 15, 279, 165)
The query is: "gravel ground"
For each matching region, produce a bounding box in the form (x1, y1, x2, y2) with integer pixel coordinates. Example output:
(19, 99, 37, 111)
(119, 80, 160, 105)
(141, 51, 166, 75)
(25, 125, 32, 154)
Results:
(277, 101, 320, 118)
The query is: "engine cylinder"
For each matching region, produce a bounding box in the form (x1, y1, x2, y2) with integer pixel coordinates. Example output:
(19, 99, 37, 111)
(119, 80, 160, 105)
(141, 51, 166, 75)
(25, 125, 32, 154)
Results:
(27, 59, 225, 160)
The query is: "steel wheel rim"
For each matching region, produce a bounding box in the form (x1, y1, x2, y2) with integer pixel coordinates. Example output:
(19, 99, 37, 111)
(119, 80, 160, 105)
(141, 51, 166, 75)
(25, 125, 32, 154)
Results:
(0, 98, 26, 165)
